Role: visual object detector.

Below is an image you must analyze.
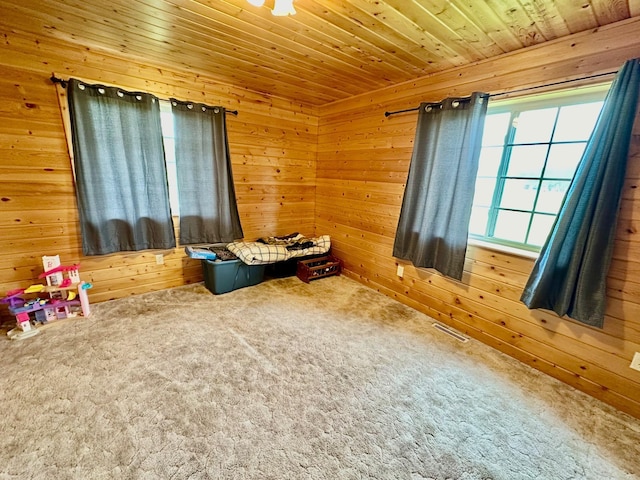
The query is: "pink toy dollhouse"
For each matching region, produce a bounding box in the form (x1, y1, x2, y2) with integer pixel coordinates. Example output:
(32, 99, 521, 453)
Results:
(2, 255, 92, 340)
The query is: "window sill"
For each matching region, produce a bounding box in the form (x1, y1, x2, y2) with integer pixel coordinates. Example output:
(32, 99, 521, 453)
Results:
(467, 238, 539, 260)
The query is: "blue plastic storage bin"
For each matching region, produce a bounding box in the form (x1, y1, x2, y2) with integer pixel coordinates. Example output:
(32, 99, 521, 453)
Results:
(202, 259, 265, 294)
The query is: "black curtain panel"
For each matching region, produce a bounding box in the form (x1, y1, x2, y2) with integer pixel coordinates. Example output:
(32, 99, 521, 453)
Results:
(68, 79, 175, 255)
(521, 59, 640, 328)
(393, 92, 489, 280)
(170, 100, 244, 245)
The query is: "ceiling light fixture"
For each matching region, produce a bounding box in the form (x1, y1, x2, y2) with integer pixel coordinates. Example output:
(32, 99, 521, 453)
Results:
(247, 0, 296, 16)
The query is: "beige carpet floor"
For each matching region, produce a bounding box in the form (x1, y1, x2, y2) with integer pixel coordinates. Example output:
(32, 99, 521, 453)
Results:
(1, 275, 639, 479)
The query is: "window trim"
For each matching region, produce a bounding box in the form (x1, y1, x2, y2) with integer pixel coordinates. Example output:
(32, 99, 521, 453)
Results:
(469, 83, 611, 257)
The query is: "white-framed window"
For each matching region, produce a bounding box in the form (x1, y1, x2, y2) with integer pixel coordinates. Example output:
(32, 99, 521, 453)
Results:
(469, 84, 610, 252)
(159, 100, 180, 216)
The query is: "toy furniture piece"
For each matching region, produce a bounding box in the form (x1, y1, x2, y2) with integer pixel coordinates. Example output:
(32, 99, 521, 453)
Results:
(3, 256, 92, 341)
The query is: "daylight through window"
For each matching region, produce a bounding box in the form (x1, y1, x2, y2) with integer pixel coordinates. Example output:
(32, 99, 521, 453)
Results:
(159, 101, 180, 216)
(469, 84, 610, 252)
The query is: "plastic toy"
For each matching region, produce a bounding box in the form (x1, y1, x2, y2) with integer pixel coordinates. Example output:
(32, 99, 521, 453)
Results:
(1, 289, 25, 309)
(24, 284, 45, 294)
(7, 311, 40, 340)
(2, 255, 93, 341)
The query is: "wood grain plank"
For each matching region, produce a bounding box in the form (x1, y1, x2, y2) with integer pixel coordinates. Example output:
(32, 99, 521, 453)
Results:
(552, 0, 600, 32)
(481, 0, 550, 45)
(0, 30, 336, 107)
(0, 28, 323, 330)
(0, 0, 634, 107)
(589, 0, 631, 23)
(16, 0, 375, 98)
(316, 20, 640, 419)
(517, 0, 572, 38)
(350, 0, 502, 63)
(450, 0, 525, 50)
(301, 0, 451, 73)
(333, 240, 640, 345)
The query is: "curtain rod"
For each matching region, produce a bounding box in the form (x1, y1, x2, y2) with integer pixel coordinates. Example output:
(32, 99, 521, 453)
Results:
(50, 75, 239, 116)
(383, 70, 618, 117)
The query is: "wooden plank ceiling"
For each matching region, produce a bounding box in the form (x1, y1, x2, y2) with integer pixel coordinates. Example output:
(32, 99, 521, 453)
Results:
(1, 0, 640, 106)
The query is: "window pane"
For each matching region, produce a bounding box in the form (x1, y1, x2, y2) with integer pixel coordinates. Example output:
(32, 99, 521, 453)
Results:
(477, 146, 503, 177)
(506, 145, 548, 177)
(553, 102, 603, 142)
(473, 177, 497, 206)
(166, 166, 180, 216)
(471, 86, 608, 252)
(469, 206, 489, 235)
(535, 180, 569, 214)
(513, 108, 558, 144)
(160, 101, 179, 215)
(527, 214, 556, 246)
(482, 113, 511, 146)
(500, 179, 538, 211)
(163, 137, 175, 163)
(544, 143, 585, 178)
(160, 110, 174, 137)
(493, 210, 530, 243)
(162, 138, 180, 216)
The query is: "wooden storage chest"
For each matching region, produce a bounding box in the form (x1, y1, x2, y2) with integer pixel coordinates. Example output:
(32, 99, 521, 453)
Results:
(296, 255, 342, 283)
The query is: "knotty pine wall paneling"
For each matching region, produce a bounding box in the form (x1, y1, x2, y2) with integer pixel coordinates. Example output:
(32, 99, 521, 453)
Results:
(0, 30, 317, 320)
(316, 17, 640, 418)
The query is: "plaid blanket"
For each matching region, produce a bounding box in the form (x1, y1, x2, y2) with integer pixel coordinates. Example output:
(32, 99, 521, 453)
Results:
(227, 235, 331, 265)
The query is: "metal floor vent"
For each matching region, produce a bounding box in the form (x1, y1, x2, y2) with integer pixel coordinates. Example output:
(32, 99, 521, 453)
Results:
(432, 323, 469, 343)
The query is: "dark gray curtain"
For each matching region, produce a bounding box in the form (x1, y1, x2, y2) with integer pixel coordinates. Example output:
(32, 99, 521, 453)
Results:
(393, 93, 489, 280)
(521, 59, 640, 328)
(68, 79, 176, 256)
(170, 100, 244, 244)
